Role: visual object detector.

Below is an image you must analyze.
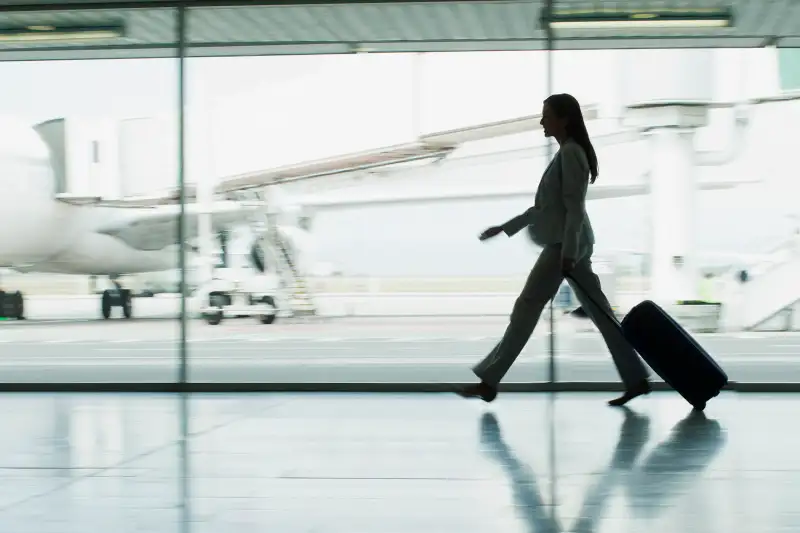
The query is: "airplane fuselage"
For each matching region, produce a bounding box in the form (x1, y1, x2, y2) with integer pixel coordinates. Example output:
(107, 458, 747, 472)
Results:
(0, 122, 176, 276)
(11, 204, 177, 276)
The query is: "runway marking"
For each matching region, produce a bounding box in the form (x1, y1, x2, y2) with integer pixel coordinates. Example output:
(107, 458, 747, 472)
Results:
(192, 336, 250, 342)
(3, 356, 800, 367)
(11, 352, 800, 364)
(389, 337, 429, 342)
(106, 338, 800, 349)
(1, 332, 800, 346)
(732, 332, 800, 339)
(223, 336, 499, 343)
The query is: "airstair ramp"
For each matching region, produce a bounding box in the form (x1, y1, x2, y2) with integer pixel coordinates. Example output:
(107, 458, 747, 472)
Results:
(268, 223, 317, 318)
(735, 241, 800, 330)
(240, 190, 318, 319)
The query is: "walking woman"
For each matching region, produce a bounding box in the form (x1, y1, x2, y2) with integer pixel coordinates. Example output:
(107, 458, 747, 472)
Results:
(456, 93, 651, 407)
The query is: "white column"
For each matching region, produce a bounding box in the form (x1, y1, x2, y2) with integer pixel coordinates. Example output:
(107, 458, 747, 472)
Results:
(411, 52, 422, 138)
(618, 49, 715, 106)
(624, 103, 710, 305)
(195, 97, 217, 285)
(616, 49, 716, 306)
(646, 127, 698, 303)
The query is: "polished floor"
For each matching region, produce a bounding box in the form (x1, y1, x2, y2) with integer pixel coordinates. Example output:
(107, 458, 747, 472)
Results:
(0, 391, 796, 532)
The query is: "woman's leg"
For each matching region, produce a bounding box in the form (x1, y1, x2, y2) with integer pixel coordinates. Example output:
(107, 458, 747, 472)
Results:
(567, 255, 651, 406)
(458, 246, 564, 401)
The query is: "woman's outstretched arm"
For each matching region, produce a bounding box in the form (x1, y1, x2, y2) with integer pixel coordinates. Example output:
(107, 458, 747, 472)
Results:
(500, 206, 538, 237)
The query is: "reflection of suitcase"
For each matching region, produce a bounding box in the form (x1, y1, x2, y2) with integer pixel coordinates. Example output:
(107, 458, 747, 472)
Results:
(567, 276, 728, 411)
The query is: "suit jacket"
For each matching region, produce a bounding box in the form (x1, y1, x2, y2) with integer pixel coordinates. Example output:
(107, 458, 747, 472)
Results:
(500, 139, 595, 261)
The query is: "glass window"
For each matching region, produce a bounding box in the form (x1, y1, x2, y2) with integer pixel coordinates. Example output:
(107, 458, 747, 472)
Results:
(1, 3, 794, 391)
(0, 8, 180, 385)
(552, 47, 800, 385)
(778, 48, 800, 92)
(183, 44, 552, 385)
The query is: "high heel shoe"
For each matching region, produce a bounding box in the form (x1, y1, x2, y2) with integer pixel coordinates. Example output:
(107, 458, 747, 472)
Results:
(608, 379, 651, 407)
(454, 382, 498, 403)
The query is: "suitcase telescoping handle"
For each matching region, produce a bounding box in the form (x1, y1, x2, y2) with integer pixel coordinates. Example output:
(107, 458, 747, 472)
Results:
(563, 273, 624, 331)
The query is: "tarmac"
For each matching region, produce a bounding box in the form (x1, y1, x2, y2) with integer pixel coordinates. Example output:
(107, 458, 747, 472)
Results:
(0, 296, 798, 384)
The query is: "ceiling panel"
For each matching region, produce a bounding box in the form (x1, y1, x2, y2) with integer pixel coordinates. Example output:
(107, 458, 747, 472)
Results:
(551, 36, 765, 50)
(185, 2, 545, 46)
(773, 0, 800, 44)
(0, 7, 177, 60)
(0, 0, 797, 61)
(548, 0, 790, 44)
(779, 37, 800, 48)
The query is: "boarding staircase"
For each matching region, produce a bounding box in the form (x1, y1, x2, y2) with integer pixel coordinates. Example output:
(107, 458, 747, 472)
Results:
(720, 237, 800, 331)
(240, 190, 318, 318)
(261, 212, 317, 317)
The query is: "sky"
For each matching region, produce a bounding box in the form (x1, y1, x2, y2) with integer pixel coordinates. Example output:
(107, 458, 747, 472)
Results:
(0, 47, 796, 275)
(0, 47, 780, 188)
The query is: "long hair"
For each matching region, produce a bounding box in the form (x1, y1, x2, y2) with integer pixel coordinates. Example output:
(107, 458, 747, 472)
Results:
(544, 93, 599, 184)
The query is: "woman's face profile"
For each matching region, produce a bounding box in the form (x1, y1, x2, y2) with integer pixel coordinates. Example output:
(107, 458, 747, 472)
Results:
(540, 103, 567, 139)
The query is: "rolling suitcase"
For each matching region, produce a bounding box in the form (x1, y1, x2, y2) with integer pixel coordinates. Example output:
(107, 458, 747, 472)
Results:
(566, 274, 728, 411)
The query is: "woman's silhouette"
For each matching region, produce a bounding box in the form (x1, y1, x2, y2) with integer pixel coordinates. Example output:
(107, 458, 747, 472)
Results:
(457, 93, 651, 406)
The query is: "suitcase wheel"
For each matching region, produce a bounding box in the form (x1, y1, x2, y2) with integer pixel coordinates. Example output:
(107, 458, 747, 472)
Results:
(692, 401, 706, 412)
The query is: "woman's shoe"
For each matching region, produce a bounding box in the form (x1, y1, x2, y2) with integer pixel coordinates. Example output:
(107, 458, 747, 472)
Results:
(608, 380, 651, 407)
(454, 382, 498, 403)
(569, 306, 590, 319)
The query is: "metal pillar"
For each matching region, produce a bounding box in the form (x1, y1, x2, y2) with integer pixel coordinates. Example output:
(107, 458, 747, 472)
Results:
(177, 6, 188, 386)
(178, 389, 191, 533)
(544, 0, 556, 385)
(542, 0, 559, 524)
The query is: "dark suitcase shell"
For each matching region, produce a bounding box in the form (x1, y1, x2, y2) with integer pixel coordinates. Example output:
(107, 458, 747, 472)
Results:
(621, 300, 728, 410)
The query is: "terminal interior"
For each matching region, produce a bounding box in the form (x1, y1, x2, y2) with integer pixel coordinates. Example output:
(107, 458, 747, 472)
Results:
(0, 1, 799, 531)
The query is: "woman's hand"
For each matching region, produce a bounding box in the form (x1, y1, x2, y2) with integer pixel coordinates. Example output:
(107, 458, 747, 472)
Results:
(561, 257, 576, 275)
(479, 226, 504, 241)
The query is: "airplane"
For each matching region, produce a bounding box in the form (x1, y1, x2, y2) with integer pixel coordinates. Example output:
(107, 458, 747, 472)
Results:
(0, 117, 285, 320)
(0, 97, 779, 322)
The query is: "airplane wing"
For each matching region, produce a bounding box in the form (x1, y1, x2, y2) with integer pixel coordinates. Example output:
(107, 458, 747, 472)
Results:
(296, 177, 760, 209)
(296, 183, 647, 208)
(95, 200, 261, 251)
(214, 107, 599, 195)
(55, 185, 198, 207)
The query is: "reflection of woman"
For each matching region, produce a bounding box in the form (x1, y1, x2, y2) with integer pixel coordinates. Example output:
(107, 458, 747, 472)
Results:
(625, 410, 725, 517)
(479, 408, 650, 533)
(456, 93, 651, 407)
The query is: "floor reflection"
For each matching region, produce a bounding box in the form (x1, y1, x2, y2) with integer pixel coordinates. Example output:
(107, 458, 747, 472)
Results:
(480, 411, 563, 533)
(0, 391, 792, 533)
(626, 410, 726, 517)
(481, 407, 727, 532)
